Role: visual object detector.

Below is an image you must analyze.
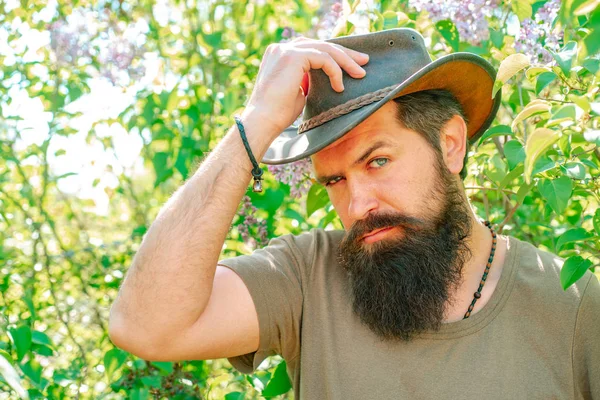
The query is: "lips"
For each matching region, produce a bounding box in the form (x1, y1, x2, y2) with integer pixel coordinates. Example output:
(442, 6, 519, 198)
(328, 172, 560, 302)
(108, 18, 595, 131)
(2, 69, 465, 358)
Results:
(361, 227, 392, 241)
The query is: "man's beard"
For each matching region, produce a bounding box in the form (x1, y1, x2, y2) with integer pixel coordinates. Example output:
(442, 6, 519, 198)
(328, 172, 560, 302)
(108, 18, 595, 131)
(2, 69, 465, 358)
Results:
(338, 157, 472, 341)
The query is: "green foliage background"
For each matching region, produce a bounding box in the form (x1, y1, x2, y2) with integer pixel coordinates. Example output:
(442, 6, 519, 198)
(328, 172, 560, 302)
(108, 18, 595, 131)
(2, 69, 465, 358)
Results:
(0, 0, 599, 398)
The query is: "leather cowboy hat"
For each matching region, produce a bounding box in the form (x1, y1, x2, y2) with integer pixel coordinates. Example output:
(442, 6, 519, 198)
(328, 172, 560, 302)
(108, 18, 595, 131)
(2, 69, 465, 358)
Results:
(262, 28, 501, 165)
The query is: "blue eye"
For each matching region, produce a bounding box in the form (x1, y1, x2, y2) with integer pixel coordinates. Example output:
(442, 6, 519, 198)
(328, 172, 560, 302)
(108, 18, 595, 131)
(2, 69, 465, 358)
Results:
(369, 157, 388, 168)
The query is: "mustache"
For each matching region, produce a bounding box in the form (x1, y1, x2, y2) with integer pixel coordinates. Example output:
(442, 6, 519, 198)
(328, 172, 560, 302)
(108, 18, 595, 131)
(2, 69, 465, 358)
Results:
(343, 212, 427, 244)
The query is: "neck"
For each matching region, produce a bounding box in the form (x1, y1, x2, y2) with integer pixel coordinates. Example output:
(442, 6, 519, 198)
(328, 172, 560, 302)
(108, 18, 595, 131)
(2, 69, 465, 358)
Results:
(443, 210, 507, 323)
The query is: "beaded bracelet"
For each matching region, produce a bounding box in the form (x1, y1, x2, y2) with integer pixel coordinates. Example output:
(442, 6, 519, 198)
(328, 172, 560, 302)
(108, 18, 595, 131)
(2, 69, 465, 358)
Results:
(234, 116, 263, 192)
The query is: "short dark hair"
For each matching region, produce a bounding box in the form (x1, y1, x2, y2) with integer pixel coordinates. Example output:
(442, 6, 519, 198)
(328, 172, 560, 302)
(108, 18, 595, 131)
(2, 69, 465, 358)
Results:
(392, 89, 469, 180)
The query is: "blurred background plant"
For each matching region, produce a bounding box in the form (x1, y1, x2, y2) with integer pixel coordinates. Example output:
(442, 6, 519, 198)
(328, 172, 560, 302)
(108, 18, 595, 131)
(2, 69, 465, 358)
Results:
(0, 0, 599, 398)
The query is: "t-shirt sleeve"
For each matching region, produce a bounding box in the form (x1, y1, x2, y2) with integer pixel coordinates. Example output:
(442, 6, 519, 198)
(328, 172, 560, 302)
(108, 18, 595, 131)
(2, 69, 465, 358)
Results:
(572, 272, 600, 399)
(217, 232, 313, 374)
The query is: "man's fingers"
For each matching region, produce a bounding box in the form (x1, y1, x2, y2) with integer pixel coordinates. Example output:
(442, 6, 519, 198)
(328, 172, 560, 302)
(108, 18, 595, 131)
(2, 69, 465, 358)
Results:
(303, 49, 345, 92)
(297, 41, 367, 79)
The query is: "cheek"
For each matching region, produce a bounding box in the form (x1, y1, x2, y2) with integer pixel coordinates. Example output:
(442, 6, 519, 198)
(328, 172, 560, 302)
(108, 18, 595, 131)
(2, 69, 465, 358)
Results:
(376, 160, 433, 215)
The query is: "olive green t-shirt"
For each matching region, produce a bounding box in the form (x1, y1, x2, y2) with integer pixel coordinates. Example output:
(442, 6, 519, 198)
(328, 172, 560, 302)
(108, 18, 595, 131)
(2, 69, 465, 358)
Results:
(218, 229, 600, 399)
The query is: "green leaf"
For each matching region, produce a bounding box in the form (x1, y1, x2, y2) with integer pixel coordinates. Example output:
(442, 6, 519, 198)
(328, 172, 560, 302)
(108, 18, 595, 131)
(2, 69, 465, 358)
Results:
(548, 41, 578, 76)
(487, 153, 508, 182)
(535, 71, 557, 94)
(580, 158, 598, 169)
(593, 209, 600, 236)
(8, 326, 32, 362)
(512, 100, 552, 132)
(526, 66, 552, 80)
(582, 58, 600, 74)
(225, 392, 245, 400)
(141, 376, 162, 388)
(175, 148, 190, 179)
(31, 331, 52, 348)
(583, 8, 600, 56)
(31, 343, 53, 357)
(201, 32, 223, 48)
(524, 128, 560, 183)
(382, 10, 398, 29)
(150, 361, 173, 374)
(512, 0, 533, 21)
(504, 140, 526, 169)
(489, 28, 504, 48)
(152, 152, 172, 187)
(561, 162, 586, 179)
(516, 182, 535, 204)
(560, 256, 592, 290)
(306, 184, 330, 218)
(435, 20, 460, 51)
(532, 154, 555, 175)
(0, 351, 29, 399)
(493, 54, 531, 97)
(262, 361, 292, 397)
(129, 388, 150, 400)
(548, 104, 577, 127)
(478, 124, 512, 144)
(104, 348, 128, 381)
(573, 0, 600, 15)
(20, 358, 43, 387)
(556, 228, 592, 251)
(537, 176, 572, 215)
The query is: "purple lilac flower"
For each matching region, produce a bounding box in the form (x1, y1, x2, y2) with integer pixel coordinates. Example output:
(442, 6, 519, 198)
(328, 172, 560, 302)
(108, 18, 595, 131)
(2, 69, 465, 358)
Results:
(237, 196, 269, 249)
(316, 1, 344, 40)
(49, 10, 93, 65)
(515, 0, 562, 64)
(49, 9, 146, 86)
(97, 26, 146, 85)
(409, 0, 500, 45)
(268, 158, 314, 198)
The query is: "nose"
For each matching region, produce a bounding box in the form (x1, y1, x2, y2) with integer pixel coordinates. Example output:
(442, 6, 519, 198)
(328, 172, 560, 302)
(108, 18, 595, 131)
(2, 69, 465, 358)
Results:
(347, 179, 378, 221)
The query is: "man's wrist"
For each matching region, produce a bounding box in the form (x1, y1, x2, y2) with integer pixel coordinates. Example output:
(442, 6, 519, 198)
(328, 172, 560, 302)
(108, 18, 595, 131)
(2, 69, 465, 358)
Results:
(240, 106, 284, 142)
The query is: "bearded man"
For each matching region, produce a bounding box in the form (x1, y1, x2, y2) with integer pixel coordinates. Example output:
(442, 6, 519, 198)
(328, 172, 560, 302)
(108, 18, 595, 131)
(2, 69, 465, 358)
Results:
(108, 29, 600, 399)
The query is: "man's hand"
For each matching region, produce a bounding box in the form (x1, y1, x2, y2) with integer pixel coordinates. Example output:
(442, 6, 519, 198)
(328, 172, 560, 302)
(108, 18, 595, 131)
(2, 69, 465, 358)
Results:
(243, 37, 369, 135)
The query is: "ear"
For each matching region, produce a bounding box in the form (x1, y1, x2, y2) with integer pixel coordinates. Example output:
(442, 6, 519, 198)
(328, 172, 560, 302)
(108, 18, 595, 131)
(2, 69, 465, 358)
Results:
(440, 115, 467, 175)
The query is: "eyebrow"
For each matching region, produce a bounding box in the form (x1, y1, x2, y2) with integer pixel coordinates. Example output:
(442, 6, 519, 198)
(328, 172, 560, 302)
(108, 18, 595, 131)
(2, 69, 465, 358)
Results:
(315, 141, 389, 185)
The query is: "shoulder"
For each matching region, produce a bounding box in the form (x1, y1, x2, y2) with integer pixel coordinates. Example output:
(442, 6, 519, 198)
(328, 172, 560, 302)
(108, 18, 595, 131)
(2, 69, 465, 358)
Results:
(275, 228, 345, 265)
(507, 236, 595, 311)
(257, 228, 344, 272)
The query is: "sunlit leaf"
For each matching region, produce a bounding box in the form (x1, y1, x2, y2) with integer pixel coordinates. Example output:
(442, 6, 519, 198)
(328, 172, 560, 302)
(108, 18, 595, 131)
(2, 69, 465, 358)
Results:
(435, 20, 460, 51)
(478, 124, 512, 144)
(8, 326, 32, 362)
(0, 351, 29, 399)
(537, 177, 572, 215)
(560, 256, 593, 290)
(524, 128, 560, 183)
(512, 0, 533, 21)
(535, 72, 557, 95)
(262, 361, 292, 398)
(306, 183, 330, 218)
(493, 54, 531, 97)
(548, 41, 578, 76)
(104, 348, 128, 381)
(556, 228, 593, 251)
(561, 162, 586, 179)
(593, 209, 600, 236)
(504, 140, 526, 169)
(512, 100, 552, 133)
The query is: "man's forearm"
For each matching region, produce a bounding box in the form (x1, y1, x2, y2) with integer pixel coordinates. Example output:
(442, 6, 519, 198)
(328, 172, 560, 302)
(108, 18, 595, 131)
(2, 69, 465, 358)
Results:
(109, 110, 278, 343)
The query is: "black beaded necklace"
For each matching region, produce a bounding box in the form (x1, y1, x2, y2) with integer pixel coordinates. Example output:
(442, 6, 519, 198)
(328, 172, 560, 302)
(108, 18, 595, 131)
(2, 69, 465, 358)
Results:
(463, 220, 497, 319)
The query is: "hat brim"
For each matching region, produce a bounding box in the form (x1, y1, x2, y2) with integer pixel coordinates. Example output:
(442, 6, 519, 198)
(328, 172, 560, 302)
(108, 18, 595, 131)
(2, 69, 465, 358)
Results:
(262, 52, 501, 165)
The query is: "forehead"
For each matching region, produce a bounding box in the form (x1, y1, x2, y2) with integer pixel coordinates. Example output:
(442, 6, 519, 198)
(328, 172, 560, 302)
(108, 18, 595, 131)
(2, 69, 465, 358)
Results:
(311, 101, 411, 168)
